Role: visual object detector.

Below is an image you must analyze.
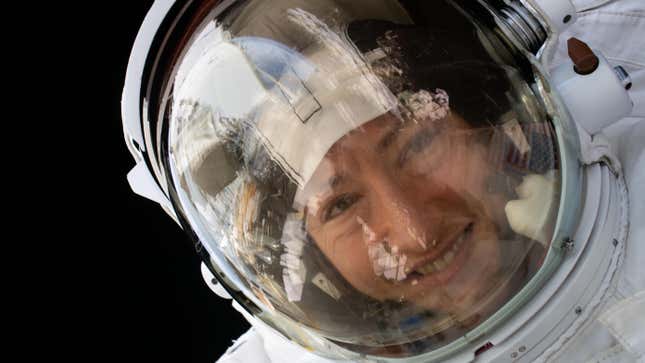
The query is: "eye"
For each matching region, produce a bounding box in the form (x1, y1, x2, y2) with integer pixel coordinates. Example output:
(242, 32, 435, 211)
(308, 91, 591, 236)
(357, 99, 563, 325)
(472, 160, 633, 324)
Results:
(323, 194, 361, 222)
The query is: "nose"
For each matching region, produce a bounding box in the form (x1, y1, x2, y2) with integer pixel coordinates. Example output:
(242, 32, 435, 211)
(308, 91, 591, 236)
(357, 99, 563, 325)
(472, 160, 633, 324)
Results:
(359, 172, 439, 254)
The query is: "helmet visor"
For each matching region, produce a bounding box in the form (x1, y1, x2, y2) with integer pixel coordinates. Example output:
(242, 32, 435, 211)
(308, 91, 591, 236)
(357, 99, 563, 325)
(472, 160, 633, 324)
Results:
(162, 0, 562, 357)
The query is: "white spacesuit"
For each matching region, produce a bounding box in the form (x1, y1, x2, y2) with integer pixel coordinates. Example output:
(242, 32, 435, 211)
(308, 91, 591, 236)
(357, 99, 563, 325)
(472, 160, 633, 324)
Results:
(122, 0, 644, 362)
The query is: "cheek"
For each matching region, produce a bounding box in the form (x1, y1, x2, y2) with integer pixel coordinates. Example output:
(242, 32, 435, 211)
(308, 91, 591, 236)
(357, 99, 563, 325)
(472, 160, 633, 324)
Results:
(445, 227, 503, 312)
(470, 227, 503, 293)
(456, 143, 490, 190)
(414, 136, 491, 190)
(333, 235, 368, 272)
(432, 142, 498, 213)
(472, 229, 502, 267)
(313, 226, 375, 282)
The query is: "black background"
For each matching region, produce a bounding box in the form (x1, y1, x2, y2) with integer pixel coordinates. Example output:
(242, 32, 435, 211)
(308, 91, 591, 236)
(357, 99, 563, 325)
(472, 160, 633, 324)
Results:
(73, 2, 250, 362)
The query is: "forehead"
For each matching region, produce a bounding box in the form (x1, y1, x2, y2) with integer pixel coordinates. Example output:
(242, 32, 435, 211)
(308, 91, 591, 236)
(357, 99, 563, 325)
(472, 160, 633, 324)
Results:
(326, 112, 405, 156)
(294, 113, 403, 206)
(326, 110, 469, 158)
(295, 111, 471, 208)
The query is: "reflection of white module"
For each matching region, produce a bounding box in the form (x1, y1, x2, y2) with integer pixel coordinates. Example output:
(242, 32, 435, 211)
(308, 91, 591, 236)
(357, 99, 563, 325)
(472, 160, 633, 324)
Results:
(505, 172, 557, 246)
(281, 218, 307, 302)
(312, 272, 341, 300)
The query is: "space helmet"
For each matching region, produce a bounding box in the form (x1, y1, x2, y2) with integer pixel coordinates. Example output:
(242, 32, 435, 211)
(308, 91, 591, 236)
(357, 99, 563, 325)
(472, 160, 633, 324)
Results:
(122, 0, 594, 360)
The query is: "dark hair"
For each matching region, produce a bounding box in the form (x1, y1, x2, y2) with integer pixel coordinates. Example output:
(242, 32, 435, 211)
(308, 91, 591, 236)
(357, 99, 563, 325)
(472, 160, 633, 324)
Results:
(347, 19, 514, 127)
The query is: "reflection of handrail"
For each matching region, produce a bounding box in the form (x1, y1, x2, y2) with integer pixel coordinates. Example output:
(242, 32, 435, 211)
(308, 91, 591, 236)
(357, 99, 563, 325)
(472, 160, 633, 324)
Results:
(269, 65, 322, 125)
(232, 36, 323, 124)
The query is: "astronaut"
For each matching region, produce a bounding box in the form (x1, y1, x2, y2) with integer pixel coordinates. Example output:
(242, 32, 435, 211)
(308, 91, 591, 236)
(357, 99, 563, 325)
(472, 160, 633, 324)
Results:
(122, 0, 644, 362)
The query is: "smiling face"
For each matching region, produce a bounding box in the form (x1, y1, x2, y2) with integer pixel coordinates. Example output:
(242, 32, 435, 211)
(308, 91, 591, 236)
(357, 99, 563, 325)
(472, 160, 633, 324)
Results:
(300, 111, 516, 319)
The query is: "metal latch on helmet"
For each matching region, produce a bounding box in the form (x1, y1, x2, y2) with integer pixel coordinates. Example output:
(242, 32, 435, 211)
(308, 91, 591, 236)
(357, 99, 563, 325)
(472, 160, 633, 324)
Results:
(127, 161, 174, 210)
(201, 262, 233, 299)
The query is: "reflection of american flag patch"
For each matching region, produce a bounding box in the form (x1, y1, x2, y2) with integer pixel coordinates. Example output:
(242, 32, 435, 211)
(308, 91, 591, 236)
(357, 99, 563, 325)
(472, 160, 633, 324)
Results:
(503, 142, 529, 172)
(502, 120, 530, 155)
(489, 121, 558, 175)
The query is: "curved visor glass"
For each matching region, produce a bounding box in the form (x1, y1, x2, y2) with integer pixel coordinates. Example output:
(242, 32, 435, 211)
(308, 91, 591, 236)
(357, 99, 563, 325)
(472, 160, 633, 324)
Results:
(162, 0, 564, 358)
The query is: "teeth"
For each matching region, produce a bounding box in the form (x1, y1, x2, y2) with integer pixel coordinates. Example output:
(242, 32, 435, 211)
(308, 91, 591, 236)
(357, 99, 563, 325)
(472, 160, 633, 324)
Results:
(418, 263, 435, 274)
(456, 232, 466, 244)
(443, 250, 455, 264)
(433, 259, 446, 270)
(414, 228, 469, 275)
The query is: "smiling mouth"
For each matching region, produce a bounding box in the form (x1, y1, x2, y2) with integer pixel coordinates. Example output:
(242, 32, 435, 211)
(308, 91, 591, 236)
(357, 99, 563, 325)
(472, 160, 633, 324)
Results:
(410, 222, 474, 277)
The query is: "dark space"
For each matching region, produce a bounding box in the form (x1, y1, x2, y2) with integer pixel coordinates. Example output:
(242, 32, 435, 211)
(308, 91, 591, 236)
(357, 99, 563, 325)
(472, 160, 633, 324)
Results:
(83, 2, 250, 362)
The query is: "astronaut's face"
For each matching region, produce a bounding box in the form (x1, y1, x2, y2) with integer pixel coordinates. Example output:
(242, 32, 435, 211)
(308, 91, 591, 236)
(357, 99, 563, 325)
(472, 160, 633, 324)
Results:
(303, 112, 512, 318)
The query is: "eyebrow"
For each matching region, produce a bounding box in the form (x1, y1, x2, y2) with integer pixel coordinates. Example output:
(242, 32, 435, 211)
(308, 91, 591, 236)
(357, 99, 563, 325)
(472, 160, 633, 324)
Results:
(323, 118, 407, 190)
(376, 122, 404, 152)
(328, 174, 344, 190)
(397, 127, 437, 166)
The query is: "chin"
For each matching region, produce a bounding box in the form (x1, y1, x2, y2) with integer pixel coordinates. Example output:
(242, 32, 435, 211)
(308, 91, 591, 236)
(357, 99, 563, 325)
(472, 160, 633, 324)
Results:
(416, 224, 503, 317)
